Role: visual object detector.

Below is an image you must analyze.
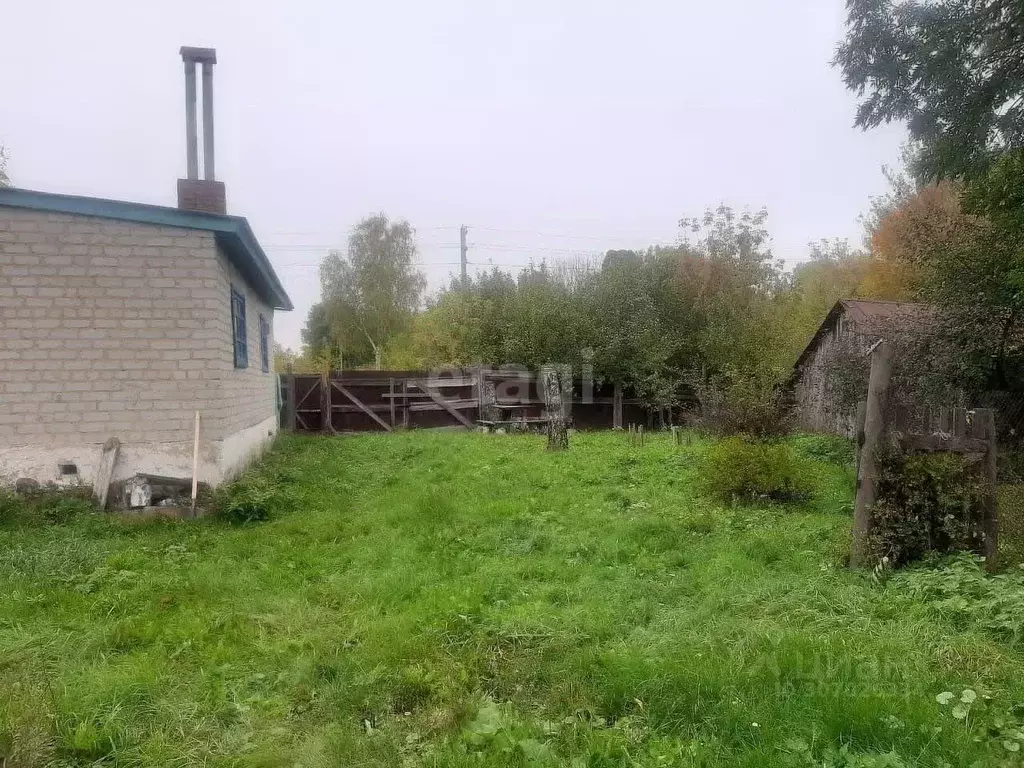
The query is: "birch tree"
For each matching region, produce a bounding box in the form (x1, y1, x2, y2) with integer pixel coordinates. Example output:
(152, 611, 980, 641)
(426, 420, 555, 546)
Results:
(316, 214, 425, 369)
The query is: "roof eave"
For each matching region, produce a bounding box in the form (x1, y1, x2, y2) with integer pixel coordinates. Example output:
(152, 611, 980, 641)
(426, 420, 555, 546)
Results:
(0, 186, 292, 311)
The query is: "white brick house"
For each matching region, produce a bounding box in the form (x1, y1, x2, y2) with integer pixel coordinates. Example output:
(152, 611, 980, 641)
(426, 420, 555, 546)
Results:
(0, 187, 292, 490)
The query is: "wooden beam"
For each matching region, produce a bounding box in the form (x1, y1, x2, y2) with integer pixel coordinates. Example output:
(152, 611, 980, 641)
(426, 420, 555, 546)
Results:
(332, 382, 392, 431)
(410, 380, 474, 428)
(898, 433, 988, 454)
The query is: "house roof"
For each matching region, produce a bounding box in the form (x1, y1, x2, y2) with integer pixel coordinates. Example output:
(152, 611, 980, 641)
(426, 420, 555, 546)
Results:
(0, 186, 293, 311)
(792, 299, 932, 373)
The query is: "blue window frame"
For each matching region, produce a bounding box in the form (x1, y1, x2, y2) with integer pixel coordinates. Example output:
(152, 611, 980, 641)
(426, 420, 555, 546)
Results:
(259, 314, 270, 373)
(231, 286, 248, 369)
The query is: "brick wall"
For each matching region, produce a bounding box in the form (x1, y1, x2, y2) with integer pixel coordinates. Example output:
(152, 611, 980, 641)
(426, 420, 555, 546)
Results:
(0, 208, 276, 450)
(213, 249, 276, 438)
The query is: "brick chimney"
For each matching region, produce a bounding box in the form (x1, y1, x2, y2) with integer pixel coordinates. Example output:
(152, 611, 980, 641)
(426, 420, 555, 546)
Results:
(177, 46, 226, 215)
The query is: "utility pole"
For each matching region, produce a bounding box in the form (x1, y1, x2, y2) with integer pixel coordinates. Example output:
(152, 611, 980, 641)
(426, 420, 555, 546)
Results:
(460, 225, 468, 288)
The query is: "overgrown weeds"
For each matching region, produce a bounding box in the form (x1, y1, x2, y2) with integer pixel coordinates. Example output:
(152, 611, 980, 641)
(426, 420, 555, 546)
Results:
(0, 485, 96, 528)
(891, 553, 1024, 646)
(1, 431, 1021, 766)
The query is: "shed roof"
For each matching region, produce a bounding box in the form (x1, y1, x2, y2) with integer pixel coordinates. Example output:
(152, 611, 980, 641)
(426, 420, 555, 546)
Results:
(0, 187, 292, 311)
(792, 299, 932, 373)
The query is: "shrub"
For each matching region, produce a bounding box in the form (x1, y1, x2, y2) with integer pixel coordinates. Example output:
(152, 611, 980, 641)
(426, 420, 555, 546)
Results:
(694, 376, 794, 440)
(702, 437, 816, 502)
(868, 447, 987, 566)
(213, 469, 297, 524)
(213, 481, 274, 524)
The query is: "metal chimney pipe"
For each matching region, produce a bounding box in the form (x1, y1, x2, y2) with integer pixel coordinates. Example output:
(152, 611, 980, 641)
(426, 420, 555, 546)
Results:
(179, 47, 217, 180)
(183, 60, 198, 180)
(201, 60, 215, 180)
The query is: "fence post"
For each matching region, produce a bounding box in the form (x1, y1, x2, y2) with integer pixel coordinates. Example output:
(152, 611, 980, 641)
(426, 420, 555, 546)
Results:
(402, 379, 410, 429)
(978, 407, 1000, 571)
(320, 373, 333, 434)
(542, 367, 568, 451)
(285, 374, 296, 432)
(613, 383, 623, 430)
(389, 378, 396, 428)
(851, 340, 894, 568)
(938, 407, 952, 433)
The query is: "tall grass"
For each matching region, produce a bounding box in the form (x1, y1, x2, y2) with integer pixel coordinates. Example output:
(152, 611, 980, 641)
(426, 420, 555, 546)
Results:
(0, 431, 1021, 766)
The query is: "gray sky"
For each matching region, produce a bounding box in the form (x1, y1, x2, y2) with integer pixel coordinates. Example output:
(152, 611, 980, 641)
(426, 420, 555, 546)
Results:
(1, 0, 905, 350)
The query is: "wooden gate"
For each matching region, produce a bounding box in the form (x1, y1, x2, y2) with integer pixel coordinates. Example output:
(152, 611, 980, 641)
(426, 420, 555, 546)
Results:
(279, 369, 658, 433)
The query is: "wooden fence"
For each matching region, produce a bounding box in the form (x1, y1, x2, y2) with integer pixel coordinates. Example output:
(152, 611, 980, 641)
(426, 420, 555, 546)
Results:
(278, 369, 661, 433)
(851, 341, 999, 568)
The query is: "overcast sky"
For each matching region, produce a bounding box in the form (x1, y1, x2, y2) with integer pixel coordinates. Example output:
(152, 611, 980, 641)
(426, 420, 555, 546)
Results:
(1, 0, 905, 350)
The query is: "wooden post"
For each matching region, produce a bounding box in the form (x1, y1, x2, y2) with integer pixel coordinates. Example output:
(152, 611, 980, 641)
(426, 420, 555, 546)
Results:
(190, 411, 201, 516)
(402, 379, 410, 429)
(851, 340, 894, 568)
(285, 374, 297, 432)
(320, 373, 333, 434)
(938, 407, 952, 433)
(542, 367, 568, 451)
(92, 437, 121, 510)
(474, 366, 483, 423)
(480, 373, 498, 423)
(978, 407, 999, 571)
(389, 378, 396, 428)
(953, 407, 967, 438)
(613, 383, 623, 430)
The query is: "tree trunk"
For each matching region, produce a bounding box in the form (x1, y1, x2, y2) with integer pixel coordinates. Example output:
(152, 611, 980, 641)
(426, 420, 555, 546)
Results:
(541, 367, 568, 451)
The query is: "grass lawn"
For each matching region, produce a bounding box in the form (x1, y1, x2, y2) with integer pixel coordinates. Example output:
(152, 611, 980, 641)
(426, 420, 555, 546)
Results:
(2, 431, 1023, 767)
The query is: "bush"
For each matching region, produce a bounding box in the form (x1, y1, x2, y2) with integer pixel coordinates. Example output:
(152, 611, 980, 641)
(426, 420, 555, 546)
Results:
(213, 481, 274, 524)
(694, 376, 794, 440)
(213, 469, 298, 525)
(868, 447, 987, 566)
(702, 437, 816, 502)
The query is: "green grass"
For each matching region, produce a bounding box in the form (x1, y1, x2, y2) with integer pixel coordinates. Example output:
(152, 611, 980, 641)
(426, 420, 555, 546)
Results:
(1, 431, 1023, 767)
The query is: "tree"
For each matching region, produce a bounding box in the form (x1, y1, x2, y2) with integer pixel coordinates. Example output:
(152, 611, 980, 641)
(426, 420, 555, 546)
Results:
(678, 206, 788, 384)
(835, 0, 1024, 181)
(0, 146, 10, 188)
(837, 2, 1024, 392)
(313, 214, 426, 369)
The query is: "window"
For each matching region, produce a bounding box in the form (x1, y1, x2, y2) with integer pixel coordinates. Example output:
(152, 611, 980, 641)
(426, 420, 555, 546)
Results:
(259, 314, 270, 373)
(231, 286, 248, 368)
